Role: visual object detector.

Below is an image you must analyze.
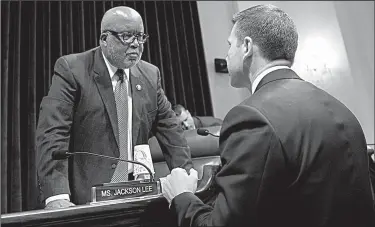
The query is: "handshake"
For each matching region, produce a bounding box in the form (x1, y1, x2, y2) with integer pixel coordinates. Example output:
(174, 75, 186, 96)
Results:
(45, 167, 199, 209)
(160, 168, 199, 204)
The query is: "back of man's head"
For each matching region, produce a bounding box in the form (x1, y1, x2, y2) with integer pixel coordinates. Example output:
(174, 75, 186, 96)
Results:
(232, 4, 298, 64)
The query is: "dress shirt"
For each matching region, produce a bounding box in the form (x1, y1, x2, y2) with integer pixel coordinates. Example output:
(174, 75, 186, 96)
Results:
(252, 66, 290, 94)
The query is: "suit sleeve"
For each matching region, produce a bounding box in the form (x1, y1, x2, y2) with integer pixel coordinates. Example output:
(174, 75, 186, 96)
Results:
(153, 68, 193, 171)
(36, 57, 77, 203)
(171, 105, 282, 227)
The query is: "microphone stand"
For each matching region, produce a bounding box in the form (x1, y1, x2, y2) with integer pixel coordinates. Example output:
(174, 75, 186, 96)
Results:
(63, 151, 155, 182)
(54, 150, 160, 203)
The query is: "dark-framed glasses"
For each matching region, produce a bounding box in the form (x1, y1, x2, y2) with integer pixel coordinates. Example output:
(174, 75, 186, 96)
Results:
(105, 30, 149, 44)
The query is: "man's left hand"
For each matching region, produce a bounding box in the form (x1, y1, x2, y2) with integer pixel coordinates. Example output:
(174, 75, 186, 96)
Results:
(160, 168, 198, 204)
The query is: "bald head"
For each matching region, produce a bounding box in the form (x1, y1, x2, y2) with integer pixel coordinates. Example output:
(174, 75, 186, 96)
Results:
(101, 6, 143, 33)
(99, 6, 145, 69)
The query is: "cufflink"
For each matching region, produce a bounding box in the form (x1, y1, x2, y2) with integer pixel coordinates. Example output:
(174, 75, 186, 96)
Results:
(136, 84, 142, 91)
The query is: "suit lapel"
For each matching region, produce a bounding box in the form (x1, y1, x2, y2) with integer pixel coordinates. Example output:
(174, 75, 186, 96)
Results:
(129, 64, 145, 146)
(92, 48, 120, 156)
(255, 68, 302, 93)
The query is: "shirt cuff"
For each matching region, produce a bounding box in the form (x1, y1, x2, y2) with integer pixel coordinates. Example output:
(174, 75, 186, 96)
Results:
(45, 194, 70, 205)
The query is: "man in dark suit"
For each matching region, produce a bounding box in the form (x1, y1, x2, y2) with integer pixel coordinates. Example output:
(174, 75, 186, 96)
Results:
(173, 104, 223, 130)
(161, 4, 375, 227)
(36, 6, 193, 209)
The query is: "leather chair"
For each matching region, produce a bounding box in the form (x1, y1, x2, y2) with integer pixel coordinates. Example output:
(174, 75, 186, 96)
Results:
(149, 126, 222, 180)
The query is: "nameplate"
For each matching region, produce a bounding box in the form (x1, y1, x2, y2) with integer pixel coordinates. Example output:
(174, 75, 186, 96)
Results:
(91, 180, 159, 202)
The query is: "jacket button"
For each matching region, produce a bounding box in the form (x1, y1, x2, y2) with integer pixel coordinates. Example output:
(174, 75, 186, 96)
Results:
(111, 163, 117, 169)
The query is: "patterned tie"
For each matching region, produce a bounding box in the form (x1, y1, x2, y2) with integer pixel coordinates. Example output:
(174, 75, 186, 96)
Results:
(111, 69, 129, 182)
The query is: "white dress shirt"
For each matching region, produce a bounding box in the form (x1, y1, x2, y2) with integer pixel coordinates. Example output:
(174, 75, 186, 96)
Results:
(251, 66, 290, 94)
(45, 54, 133, 205)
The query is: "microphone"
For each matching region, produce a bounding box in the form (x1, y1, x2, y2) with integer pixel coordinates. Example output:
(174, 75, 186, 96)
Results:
(197, 128, 220, 138)
(52, 150, 155, 182)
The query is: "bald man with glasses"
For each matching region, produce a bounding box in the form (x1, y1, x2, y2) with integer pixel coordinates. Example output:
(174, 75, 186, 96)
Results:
(36, 6, 194, 209)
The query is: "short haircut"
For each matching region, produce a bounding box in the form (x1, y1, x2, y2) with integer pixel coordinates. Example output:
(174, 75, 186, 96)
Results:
(232, 4, 298, 64)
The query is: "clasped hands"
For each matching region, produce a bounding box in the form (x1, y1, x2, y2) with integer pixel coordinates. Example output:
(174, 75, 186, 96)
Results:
(45, 167, 198, 209)
(160, 167, 199, 205)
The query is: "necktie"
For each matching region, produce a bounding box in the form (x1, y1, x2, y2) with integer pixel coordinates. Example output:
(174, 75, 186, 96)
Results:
(111, 69, 129, 182)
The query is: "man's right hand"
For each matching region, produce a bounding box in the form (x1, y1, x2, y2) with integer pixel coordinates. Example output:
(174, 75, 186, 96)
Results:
(45, 199, 75, 209)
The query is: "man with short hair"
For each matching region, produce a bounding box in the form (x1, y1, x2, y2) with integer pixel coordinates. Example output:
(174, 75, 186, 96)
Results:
(36, 6, 193, 209)
(173, 104, 223, 130)
(161, 4, 375, 227)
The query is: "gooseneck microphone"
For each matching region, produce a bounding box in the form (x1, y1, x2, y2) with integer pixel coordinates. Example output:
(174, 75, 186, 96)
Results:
(52, 150, 155, 181)
(197, 128, 220, 138)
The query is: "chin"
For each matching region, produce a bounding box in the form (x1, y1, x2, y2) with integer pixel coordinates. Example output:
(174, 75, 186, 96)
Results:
(125, 59, 140, 68)
(122, 62, 135, 69)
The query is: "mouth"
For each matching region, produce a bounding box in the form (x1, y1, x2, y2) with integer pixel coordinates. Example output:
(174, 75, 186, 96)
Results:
(126, 52, 139, 57)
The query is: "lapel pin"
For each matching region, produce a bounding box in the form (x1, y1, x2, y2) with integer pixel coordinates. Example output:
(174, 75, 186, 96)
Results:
(136, 84, 142, 91)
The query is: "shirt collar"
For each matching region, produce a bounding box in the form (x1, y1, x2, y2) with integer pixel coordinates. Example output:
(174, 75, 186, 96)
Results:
(102, 52, 130, 81)
(251, 66, 290, 93)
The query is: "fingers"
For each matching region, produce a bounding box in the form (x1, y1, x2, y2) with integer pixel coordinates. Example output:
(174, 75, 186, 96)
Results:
(163, 168, 199, 199)
(170, 167, 186, 175)
(45, 199, 75, 210)
(189, 168, 198, 179)
(160, 177, 172, 203)
(170, 167, 198, 178)
(68, 201, 76, 206)
(188, 168, 198, 193)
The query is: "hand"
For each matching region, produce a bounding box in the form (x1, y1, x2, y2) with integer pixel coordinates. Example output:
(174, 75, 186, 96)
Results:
(45, 199, 75, 209)
(160, 168, 198, 204)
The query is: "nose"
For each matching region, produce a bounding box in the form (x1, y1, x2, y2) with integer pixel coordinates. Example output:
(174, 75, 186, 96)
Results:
(130, 38, 140, 48)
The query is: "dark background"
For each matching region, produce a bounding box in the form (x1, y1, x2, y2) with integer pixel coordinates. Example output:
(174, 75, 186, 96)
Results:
(1, 0, 212, 213)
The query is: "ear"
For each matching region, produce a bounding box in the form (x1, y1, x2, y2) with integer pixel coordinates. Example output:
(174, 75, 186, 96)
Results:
(100, 33, 108, 44)
(243, 36, 253, 59)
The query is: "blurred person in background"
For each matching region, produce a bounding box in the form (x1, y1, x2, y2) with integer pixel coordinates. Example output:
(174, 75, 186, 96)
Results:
(173, 104, 223, 130)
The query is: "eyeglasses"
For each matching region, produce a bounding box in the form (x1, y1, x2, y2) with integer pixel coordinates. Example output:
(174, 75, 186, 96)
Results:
(104, 30, 149, 44)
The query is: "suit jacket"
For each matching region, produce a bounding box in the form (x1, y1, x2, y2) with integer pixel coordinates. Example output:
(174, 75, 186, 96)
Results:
(36, 47, 192, 205)
(171, 69, 375, 227)
(193, 116, 223, 128)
